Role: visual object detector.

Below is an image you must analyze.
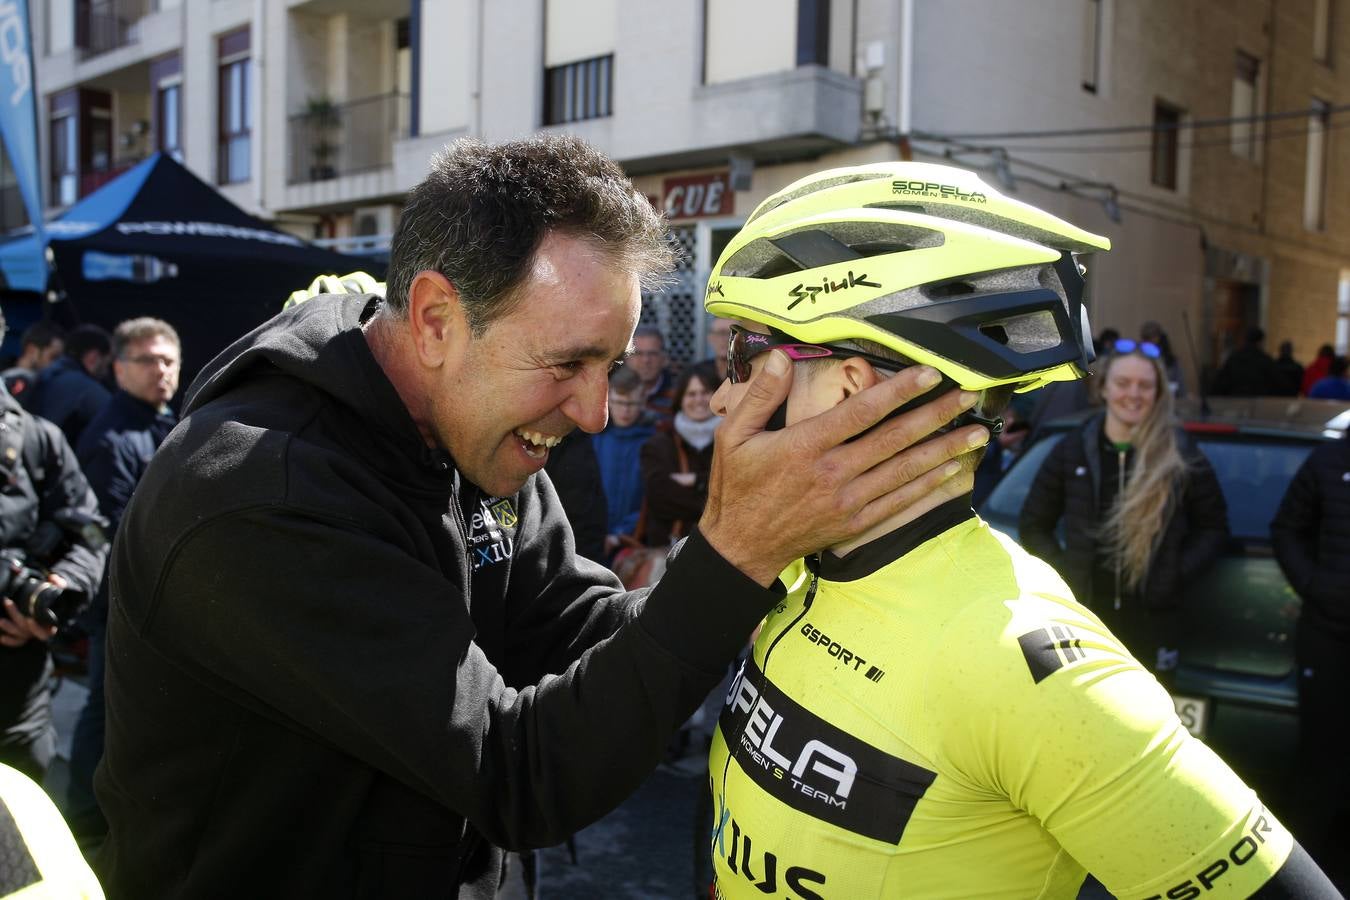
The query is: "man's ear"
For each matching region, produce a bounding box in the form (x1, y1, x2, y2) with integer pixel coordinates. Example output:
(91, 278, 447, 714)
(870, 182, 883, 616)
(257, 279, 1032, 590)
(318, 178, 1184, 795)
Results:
(406, 271, 467, 368)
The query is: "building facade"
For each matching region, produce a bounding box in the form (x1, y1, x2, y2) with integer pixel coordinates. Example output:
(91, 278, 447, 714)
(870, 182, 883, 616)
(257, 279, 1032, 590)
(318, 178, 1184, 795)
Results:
(15, 0, 1350, 375)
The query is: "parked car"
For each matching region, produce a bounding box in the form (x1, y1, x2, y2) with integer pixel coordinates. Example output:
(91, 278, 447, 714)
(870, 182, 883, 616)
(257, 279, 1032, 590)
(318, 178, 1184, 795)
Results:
(980, 397, 1350, 775)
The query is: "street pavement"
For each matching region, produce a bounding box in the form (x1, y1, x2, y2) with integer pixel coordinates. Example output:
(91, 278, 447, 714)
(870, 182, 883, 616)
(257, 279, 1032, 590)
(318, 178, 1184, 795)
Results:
(503, 753, 709, 900)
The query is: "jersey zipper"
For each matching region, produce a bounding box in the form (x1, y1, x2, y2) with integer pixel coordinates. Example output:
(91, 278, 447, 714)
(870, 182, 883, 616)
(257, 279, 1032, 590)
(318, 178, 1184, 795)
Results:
(762, 553, 820, 675)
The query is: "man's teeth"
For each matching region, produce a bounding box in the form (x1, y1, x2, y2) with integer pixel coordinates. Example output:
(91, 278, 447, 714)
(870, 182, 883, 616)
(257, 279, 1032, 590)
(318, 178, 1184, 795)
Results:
(515, 430, 562, 449)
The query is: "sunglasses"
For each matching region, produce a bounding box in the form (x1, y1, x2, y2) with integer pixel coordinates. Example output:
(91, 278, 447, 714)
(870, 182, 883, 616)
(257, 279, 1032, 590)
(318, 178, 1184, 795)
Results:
(1111, 339, 1161, 359)
(727, 325, 902, 384)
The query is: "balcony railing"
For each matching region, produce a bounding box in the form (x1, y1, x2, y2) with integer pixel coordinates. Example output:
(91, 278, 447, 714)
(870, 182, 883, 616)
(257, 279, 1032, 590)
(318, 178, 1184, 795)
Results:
(75, 0, 158, 58)
(287, 93, 410, 185)
(544, 54, 613, 125)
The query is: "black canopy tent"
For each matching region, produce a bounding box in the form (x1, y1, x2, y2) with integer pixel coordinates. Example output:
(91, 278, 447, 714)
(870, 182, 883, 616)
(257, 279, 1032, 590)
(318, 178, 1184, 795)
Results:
(0, 153, 385, 386)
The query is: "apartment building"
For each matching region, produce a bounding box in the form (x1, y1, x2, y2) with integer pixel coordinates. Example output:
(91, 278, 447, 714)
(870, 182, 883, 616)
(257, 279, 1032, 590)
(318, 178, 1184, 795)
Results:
(10, 0, 1349, 373)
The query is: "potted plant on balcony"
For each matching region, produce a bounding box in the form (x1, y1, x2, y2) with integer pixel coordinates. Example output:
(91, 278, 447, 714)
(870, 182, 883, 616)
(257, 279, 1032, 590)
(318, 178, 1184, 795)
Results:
(306, 96, 341, 181)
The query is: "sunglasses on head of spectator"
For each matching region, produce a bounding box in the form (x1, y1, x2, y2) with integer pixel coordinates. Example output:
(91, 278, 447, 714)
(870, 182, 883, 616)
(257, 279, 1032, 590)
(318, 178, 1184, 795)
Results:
(727, 325, 902, 384)
(1112, 339, 1162, 359)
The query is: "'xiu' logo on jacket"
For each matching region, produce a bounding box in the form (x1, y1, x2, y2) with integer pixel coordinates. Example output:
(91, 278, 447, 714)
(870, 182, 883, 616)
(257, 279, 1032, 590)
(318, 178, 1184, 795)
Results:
(469, 498, 518, 570)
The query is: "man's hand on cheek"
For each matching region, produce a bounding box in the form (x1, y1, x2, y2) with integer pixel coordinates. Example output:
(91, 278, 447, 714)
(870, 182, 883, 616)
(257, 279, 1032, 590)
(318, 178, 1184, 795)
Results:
(699, 351, 988, 586)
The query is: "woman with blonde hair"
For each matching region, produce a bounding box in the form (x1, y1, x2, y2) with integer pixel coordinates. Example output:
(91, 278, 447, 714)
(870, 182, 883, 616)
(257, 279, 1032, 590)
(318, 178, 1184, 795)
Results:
(1019, 340, 1230, 682)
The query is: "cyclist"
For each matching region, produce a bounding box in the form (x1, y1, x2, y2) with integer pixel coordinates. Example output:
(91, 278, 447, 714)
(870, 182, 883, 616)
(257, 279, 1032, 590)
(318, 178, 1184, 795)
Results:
(702, 160, 1333, 898)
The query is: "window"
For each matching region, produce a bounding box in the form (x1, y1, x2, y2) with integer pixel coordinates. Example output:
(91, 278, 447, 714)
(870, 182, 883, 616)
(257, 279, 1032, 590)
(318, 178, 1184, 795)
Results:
(49, 90, 78, 207)
(543, 54, 612, 125)
(1231, 51, 1260, 160)
(796, 0, 829, 67)
(158, 83, 181, 160)
(216, 28, 250, 184)
(151, 54, 182, 162)
(1150, 101, 1182, 190)
(1082, 0, 1103, 93)
(1313, 0, 1333, 63)
(1304, 98, 1330, 231)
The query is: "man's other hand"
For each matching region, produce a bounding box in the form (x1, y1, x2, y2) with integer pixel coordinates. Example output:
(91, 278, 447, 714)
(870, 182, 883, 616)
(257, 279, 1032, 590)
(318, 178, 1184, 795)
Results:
(700, 351, 989, 586)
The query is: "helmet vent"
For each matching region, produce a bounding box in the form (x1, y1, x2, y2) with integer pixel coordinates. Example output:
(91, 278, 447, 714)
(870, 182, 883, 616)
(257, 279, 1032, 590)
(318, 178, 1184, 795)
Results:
(749, 172, 892, 224)
(722, 222, 940, 279)
(867, 201, 1100, 254)
(980, 324, 1011, 346)
(924, 281, 976, 300)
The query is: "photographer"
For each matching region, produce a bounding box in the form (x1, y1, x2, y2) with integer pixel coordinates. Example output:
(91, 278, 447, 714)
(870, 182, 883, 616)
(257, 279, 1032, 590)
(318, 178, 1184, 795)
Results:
(0, 305, 107, 782)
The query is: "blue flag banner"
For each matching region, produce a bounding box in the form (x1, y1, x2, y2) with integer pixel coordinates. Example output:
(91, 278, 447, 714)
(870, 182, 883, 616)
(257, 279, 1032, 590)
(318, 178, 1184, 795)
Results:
(0, 0, 46, 282)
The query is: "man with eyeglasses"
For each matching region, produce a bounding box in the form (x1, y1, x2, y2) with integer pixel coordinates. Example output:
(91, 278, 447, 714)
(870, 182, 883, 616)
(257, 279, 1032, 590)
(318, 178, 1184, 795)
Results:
(630, 325, 676, 422)
(67, 317, 181, 847)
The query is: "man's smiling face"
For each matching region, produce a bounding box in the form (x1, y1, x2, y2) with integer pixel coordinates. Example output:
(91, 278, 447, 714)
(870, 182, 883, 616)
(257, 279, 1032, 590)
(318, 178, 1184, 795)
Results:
(431, 232, 640, 497)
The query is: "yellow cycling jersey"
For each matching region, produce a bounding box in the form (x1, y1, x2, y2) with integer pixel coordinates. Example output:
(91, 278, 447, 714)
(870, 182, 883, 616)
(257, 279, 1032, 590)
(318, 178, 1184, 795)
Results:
(708, 505, 1292, 899)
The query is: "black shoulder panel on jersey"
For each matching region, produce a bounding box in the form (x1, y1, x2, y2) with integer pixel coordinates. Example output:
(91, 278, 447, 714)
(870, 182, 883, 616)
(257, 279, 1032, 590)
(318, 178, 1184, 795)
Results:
(1017, 625, 1086, 684)
(1250, 842, 1339, 898)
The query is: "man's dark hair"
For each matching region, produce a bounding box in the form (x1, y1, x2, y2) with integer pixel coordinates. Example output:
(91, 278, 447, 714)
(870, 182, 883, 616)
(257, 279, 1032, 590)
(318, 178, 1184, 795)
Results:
(65, 324, 112, 359)
(19, 320, 64, 351)
(1246, 327, 1265, 346)
(384, 135, 675, 333)
(1331, 356, 1349, 378)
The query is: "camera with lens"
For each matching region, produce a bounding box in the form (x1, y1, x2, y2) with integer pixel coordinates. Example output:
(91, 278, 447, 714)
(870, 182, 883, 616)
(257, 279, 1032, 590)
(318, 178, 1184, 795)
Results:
(0, 509, 108, 630)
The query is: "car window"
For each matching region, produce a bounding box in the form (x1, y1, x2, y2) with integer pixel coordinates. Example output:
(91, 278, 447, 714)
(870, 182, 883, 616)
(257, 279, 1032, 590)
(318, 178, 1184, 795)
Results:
(1195, 438, 1313, 542)
(982, 432, 1065, 524)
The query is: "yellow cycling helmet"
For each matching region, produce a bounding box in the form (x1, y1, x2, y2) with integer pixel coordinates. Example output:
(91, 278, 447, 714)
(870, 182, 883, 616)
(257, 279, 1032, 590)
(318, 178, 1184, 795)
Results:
(283, 271, 385, 310)
(704, 160, 1110, 393)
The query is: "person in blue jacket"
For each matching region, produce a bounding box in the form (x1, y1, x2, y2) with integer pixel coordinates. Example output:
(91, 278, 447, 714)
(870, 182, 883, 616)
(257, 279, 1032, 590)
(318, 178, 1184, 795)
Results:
(594, 365, 656, 557)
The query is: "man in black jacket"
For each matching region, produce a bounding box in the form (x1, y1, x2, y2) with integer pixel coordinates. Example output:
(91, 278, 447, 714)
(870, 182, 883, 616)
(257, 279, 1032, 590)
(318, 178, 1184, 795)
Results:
(0, 306, 107, 782)
(1211, 327, 1281, 397)
(28, 324, 113, 446)
(66, 317, 180, 844)
(1272, 432, 1350, 883)
(94, 136, 986, 898)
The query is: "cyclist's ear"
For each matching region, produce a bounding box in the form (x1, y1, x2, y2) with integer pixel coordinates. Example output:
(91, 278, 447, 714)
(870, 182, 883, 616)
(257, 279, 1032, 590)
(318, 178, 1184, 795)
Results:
(836, 356, 886, 402)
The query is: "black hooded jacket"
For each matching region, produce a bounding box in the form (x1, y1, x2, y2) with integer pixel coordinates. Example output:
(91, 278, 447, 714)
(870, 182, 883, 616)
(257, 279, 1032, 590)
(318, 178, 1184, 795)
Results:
(0, 386, 106, 773)
(1272, 434, 1350, 638)
(1018, 414, 1229, 611)
(95, 296, 775, 898)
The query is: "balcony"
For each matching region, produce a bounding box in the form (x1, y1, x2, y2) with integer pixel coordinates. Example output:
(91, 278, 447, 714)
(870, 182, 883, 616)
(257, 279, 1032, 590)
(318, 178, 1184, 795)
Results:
(75, 0, 160, 59)
(614, 64, 863, 176)
(287, 93, 410, 185)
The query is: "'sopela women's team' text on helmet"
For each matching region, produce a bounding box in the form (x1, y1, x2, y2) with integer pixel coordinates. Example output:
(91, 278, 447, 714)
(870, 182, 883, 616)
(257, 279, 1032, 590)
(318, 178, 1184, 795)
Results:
(703, 161, 1112, 392)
